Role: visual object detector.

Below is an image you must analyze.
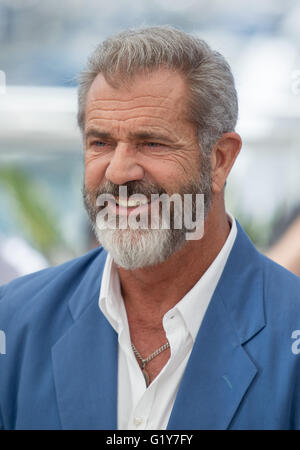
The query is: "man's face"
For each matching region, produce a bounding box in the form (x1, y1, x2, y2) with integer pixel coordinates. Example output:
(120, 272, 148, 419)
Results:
(83, 68, 212, 269)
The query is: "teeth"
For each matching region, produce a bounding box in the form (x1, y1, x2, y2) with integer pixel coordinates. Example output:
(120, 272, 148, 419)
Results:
(127, 199, 140, 207)
(117, 198, 149, 207)
(117, 198, 128, 207)
(128, 198, 148, 207)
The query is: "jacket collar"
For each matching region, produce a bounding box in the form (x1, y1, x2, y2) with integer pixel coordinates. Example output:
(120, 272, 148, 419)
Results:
(52, 247, 118, 430)
(52, 222, 265, 429)
(168, 222, 266, 429)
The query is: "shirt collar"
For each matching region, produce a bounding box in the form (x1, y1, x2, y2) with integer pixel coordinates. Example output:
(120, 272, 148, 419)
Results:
(99, 253, 124, 334)
(99, 212, 237, 340)
(173, 212, 237, 341)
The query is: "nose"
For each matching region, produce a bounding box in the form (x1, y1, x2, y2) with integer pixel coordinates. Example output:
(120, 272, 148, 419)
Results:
(105, 143, 144, 185)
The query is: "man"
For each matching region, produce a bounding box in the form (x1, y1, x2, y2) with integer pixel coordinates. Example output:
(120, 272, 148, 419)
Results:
(1, 26, 300, 430)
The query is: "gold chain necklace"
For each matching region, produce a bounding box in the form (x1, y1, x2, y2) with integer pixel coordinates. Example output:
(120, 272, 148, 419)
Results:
(131, 341, 170, 387)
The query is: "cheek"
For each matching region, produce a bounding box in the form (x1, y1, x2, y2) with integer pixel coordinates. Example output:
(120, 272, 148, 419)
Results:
(84, 155, 107, 189)
(151, 152, 200, 185)
(143, 159, 184, 193)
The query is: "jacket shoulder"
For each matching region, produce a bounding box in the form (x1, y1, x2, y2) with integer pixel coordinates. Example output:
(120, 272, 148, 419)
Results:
(0, 246, 107, 322)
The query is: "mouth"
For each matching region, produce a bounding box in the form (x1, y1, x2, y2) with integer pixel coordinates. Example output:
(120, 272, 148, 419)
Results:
(115, 196, 154, 216)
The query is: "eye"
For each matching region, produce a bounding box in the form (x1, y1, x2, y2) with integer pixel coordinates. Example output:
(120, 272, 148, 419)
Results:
(144, 142, 164, 148)
(88, 141, 114, 151)
(92, 141, 108, 147)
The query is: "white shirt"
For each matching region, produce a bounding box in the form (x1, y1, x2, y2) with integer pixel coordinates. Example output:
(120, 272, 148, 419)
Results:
(99, 213, 237, 430)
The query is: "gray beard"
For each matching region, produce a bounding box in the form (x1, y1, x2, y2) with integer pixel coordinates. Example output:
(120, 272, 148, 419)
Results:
(83, 156, 212, 270)
(92, 222, 187, 270)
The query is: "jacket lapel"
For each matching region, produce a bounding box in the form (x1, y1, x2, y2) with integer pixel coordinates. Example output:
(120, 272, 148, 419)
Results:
(51, 223, 266, 430)
(168, 223, 266, 429)
(51, 249, 118, 430)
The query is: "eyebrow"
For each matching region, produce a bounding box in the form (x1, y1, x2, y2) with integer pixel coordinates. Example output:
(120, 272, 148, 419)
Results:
(128, 131, 173, 143)
(85, 129, 113, 140)
(85, 128, 173, 143)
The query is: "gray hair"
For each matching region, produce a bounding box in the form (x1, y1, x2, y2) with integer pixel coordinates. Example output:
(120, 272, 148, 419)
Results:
(77, 26, 238, 156)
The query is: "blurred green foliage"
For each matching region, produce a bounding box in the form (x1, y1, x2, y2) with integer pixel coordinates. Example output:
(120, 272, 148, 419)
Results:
(233, 206, 286, 251)
(0, 167, 64, 258)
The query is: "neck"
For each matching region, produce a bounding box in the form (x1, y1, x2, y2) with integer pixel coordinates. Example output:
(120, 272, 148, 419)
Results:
(117, 202, 231, 324)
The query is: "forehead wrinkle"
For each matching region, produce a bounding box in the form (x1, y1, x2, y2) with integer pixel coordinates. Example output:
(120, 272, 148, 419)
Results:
(85, 105, 174, 120)
(86, 100, 184, 122)
(87, 68, 189, 108)
(86, 95, 179, 113)
(86, 103, 183, 122)
(86, 80, 188, 126)
(88, 85, 185, 109)
(88, 94, 172, 104)
(87, 95, 176, 114)
(86, 115, 178, 126)
(86, 115, 182, 130)
(87, 104, 171, 114)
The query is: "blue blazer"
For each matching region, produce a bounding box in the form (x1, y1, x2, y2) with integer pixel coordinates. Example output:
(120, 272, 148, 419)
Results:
(1, 222, 300, 430)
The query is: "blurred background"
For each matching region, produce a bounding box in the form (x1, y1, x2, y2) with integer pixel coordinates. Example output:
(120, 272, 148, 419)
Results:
(0, 0, 300, 282)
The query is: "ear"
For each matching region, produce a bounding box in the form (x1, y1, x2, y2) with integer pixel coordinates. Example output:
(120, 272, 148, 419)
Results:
(210, 132, 242, 193)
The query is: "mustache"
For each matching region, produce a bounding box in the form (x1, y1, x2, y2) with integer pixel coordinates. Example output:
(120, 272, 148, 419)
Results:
(91, 180, 167, 198)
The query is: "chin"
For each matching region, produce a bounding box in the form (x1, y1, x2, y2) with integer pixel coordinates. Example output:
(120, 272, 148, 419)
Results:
(94, 227, 186, 270)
